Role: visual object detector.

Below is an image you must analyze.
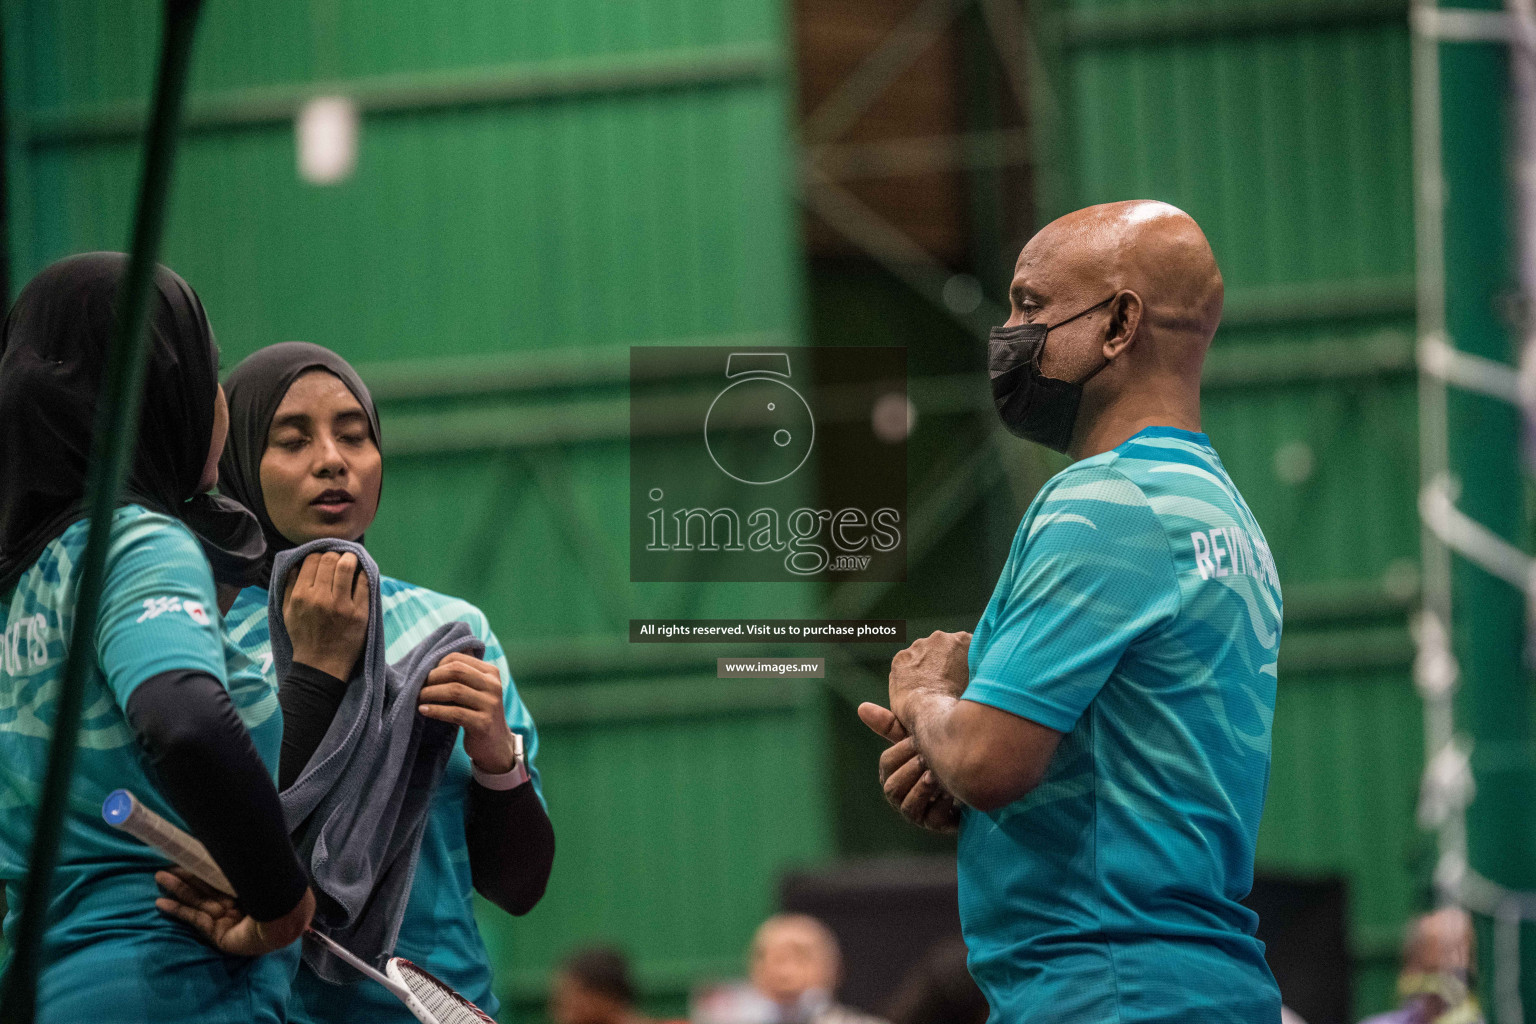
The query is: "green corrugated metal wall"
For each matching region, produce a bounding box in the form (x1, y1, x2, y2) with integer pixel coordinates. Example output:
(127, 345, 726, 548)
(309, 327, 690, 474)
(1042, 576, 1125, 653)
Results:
(1045, 0, 1423, 1015)
(5, 1, 822, 1018)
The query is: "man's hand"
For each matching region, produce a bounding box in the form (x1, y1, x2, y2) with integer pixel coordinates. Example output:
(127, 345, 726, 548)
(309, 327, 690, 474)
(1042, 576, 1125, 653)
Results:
(888, 630, 972, 725)
(282, 551, 369, 680)
(155, 869, 315, 956)
(417, 653, 517, 774)
(857, 701, 962, 833)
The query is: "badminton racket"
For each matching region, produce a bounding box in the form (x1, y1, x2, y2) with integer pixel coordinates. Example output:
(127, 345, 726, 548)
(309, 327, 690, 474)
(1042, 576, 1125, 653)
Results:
(102, 789, 494, 1024)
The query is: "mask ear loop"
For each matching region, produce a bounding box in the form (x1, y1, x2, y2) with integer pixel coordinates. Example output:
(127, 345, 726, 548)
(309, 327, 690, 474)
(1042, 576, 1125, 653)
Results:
(1035, 293, 1119, 381)
(1043, 293, 1118, 334)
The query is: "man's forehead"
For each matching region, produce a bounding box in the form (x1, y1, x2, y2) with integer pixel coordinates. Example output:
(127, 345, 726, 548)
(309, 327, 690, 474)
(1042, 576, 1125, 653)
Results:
(757, 918, 834, 953)
(1012, 220, 1109, 295)
(1010, 245, 1068, 294)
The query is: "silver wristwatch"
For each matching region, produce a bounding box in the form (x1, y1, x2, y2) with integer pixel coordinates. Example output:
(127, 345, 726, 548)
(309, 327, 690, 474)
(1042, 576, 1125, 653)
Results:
(471, 732, 530, 790)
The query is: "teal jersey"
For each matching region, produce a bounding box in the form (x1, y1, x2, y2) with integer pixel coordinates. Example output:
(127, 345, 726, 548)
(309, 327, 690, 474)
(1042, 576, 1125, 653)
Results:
(960, 427, 1282, 1024)
(0, 506, 291, 1023)
(226, 575, 543, 1023)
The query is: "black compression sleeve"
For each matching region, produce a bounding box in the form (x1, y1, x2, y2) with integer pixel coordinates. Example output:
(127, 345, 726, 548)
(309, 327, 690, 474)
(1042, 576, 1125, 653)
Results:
(465, 780, 554, 915)
(125, 670, 308, 922)
(278, 661, 350, 790)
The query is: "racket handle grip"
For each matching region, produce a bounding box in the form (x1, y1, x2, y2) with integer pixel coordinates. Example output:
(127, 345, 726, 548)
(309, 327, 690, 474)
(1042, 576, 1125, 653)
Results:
(102, 788, 235, 897)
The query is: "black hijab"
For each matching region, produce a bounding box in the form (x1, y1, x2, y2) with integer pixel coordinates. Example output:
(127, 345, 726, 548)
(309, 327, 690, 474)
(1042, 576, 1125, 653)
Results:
(219, 342, 381, 580)
(0, 252, 266, 594)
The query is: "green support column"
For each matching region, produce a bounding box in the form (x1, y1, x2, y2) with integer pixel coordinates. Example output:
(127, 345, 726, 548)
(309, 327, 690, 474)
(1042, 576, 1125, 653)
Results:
(1437, 1, 1536, 1016)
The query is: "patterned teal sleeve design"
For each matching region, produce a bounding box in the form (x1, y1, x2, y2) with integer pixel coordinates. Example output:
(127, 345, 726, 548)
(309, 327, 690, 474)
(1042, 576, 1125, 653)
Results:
(94, 512, 225, 705)
(963, 462, 1180, 733)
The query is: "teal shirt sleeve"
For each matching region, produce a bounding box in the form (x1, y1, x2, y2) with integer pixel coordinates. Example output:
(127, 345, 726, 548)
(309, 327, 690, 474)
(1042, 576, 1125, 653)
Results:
(470, 610, 544, 805)
(95, 514, 225, 705)
(963, 463, 1181, 733)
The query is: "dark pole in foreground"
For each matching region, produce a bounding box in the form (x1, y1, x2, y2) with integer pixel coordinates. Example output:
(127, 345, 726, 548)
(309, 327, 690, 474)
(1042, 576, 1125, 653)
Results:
(0, 2, 205, 1020)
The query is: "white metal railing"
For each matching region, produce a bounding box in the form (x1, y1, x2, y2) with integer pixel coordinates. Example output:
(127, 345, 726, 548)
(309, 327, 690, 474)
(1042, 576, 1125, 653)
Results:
(1413, 4, 1536, 1021)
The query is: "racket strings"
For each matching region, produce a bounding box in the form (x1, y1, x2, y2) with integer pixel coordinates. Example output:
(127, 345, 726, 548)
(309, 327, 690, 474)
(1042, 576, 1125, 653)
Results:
(394, 959, 496, 1024)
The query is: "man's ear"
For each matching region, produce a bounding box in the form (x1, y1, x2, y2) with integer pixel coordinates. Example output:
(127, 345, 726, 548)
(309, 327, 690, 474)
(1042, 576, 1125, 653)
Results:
(1103, 290, 1143, 358)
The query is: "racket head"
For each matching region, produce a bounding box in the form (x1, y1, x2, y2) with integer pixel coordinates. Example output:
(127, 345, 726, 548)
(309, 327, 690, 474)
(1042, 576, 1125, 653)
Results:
(384, 957, 497, 1024)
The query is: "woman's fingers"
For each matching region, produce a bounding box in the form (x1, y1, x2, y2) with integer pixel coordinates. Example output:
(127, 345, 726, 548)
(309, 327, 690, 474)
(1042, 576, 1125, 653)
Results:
(313, 551, 341, 594)
(283, 558, 311, 612)
(419, 680, 496, 708)
(418, 704, 475, 727)
(156, 896, 222, 936)
(155, 871, 233, 932)
(418, 682, 497, 712)
(162, 866, 222, 900)
(425, 662, 499, 695)
(424, 668, 498, 701)
(290, 552, 373, 606)
(297, 551, 322, 594)
(155, 870, 231, 916)
(334, 553, 368, 619)
(155, 872, 216, 908)
(290, 551, 368, 617)
(441, 652, 496, 673)
(430, 654, 498, 682)
(332, 552, 358, 600)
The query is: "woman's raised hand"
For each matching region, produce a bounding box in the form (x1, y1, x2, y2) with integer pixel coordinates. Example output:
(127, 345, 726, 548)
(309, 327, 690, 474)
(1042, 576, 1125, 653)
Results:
(418, 653, 517, 774)
(282, 550, 369, 680)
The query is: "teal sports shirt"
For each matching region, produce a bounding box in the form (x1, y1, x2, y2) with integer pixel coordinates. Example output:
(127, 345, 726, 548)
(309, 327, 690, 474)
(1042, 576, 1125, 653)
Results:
(960, 427, 1281, 1023)
(0, 506, 291, 1023)
(226, 575, 543, 1023)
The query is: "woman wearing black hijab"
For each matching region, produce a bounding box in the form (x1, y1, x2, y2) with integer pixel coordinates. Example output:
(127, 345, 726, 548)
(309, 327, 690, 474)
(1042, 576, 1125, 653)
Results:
(0, 254, 317, 1022)
(210, 342, 553, 1024)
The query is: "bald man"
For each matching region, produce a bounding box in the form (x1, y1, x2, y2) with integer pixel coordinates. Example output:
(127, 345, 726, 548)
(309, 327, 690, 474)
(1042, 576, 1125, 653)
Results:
(695, 915, 888, 1024)
(1360, 908, 1481, 1024)
(860, 201, 1283, 1022)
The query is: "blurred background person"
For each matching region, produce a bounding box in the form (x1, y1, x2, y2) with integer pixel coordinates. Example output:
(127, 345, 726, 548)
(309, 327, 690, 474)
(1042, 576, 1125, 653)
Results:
(881, 937, 986, 1024)
(1358, 908, 1482, 1024)
(549, 946, 682, 1024)
(694, 914, 889, 1024)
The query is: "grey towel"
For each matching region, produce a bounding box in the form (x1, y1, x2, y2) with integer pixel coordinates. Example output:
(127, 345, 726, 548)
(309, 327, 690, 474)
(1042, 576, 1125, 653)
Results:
(268, 538, 484, 983)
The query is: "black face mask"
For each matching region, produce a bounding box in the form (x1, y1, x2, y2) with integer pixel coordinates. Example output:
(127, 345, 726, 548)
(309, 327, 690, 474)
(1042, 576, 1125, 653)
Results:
(988, 295, 1116, 453)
